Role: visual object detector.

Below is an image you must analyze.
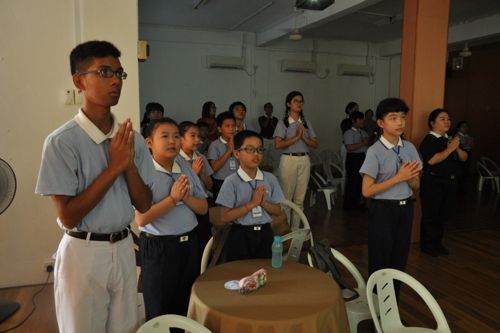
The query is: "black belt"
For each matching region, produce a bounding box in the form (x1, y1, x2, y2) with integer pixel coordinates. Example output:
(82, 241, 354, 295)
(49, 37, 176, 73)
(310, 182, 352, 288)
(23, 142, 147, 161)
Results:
(283, 152, 309, 156)
(65, 227, 130, 243)
(140, 229, 194, 242)
(372, 197, 413, 206)
(233, 223, 271, 231)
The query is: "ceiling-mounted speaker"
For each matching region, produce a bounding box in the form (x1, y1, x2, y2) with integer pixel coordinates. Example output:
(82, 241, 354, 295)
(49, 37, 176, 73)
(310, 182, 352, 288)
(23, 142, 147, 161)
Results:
(296, 0, 334, 11)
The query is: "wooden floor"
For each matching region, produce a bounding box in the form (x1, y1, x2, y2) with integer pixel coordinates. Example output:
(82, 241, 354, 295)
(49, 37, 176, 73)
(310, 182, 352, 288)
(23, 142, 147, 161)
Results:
(1, 180, 499, 333)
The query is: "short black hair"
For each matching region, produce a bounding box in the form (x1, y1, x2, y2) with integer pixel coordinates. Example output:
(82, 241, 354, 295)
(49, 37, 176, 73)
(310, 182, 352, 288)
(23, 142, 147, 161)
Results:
(229, 101, 246, 113)
(427, 108, 448, 129)
(146, 102, 164, 114)
(201, 101, 215, 118)
(146, 117, 178, 138)
(234, 130, 263, 150)
(345, 102, 358, 115)
(375, 98, 409, 120)
(349, 111, 364, 122)
(178, 121, 198, 136)
(216, 111, 235, 127)
(70, 40, 121, 75)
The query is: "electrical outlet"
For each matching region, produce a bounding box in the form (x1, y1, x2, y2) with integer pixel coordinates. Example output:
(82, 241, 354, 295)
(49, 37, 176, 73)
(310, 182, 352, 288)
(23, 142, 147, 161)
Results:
(44, 259, 55, 272)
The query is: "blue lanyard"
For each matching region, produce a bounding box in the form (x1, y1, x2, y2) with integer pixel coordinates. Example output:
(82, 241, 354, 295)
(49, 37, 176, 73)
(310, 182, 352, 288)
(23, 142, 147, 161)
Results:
(392, 146, 403, 165)
(248, 180, 258, 191)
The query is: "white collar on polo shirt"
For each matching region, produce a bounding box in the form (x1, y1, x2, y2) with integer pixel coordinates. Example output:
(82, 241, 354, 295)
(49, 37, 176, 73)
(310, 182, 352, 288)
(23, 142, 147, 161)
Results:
(351, 127, 359, 132)
(219, 136, 228, 144)
(379, 135, 403, 149)
(179, 149, 198, 161)
(288, 116, 303, 124)
(152, 158, 181, 174)
(430, 131, 449, 139)
(75, 108, 119, 144)
(237, 167, 264, 182)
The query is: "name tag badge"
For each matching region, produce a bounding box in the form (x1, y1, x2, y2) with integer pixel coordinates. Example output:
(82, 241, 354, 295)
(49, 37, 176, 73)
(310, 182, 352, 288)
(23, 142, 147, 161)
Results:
(180, 235, 189, 242)
(229, 158, 237, 170)
(252, 206, 263, 218)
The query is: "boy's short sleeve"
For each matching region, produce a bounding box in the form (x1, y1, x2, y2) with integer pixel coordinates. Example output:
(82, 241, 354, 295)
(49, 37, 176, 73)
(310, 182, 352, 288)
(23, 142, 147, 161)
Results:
(215, 178, 236, 208)
(134, 132, 156, 188)
(273, 120, 286, 139)
(359, 147, 379, 179)
(207, 140, 220, 161)
(343, 130, 356, 145)
(35, 135, 79, 196)
(265, 173, 285, 204)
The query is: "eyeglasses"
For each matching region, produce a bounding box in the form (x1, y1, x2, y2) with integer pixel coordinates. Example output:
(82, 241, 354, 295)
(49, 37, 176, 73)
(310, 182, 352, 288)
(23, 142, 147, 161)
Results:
(238, 146, 266, 154)
(291, 100, 304, 104)
(78, 68, 128, 80)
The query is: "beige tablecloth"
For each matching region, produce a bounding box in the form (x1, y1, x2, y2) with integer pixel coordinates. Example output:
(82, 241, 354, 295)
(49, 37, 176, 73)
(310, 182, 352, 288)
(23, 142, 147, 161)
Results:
(188, 259, 349, 333)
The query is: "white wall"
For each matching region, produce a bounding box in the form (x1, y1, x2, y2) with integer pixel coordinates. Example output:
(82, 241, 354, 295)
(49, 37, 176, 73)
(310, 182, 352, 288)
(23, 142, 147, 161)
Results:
(139, 26, 395, 151)
(0, 0, 139, 287)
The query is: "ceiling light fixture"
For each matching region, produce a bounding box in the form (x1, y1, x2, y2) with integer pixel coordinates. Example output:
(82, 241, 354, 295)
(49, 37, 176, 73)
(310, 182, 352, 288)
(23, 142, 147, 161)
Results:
(289, 29, 303, 41)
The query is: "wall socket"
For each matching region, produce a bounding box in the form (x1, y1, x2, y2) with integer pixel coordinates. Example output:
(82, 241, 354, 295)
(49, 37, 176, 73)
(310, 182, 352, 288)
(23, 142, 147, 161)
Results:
(44, 259, 55, 272)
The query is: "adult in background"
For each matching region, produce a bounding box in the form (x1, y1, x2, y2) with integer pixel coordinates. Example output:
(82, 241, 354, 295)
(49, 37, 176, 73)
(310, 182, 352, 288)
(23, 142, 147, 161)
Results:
(363, 108, 378, 143)
(454, 120, 474, 191)
(419, 109, 468, 256)
(141, 102, 164, 138)
(230, 101, 248, 133)
(197, 101, 218, 141)
(274, 91, 317, 230)
(258, 102, 278, 139)
(340, 101, 359, 134)
(343, 111, 369, 210)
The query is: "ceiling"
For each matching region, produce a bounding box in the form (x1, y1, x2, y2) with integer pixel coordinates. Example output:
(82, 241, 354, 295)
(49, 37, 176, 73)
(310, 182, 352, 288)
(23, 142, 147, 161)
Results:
(139, 0, 500, 47)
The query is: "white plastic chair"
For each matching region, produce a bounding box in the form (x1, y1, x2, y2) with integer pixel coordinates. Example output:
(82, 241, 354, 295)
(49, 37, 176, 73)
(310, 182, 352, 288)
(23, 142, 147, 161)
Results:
(325, 162, 346, 197)
(200, 237, 214, 274)
(281, 228, 311, 262)
(366, 269, 451, 333)
(137, 314, 212, 333)
(307, 248, 376, 333)
(309, 170, 337, 210)
(479, 157, 500, 176)
(477, 162, 500, 193)
(280, 199, 314, 247)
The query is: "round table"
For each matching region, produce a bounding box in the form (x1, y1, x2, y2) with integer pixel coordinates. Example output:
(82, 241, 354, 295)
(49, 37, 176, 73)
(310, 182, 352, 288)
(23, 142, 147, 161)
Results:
(188, 259, 349, 333)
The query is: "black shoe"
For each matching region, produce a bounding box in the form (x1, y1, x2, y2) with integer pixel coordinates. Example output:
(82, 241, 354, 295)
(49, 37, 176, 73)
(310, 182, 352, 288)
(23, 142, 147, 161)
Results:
(421, 247, 440, 257)
(437, 245, 449, 255)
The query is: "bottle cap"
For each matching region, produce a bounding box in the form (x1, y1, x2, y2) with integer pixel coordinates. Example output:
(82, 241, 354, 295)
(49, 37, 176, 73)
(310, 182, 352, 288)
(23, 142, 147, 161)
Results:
(274, 235, 282, 242)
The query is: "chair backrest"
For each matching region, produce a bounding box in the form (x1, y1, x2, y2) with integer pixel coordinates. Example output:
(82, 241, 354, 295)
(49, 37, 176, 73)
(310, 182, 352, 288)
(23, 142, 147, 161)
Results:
(477, 162, 495, 178)
(366, 269, 451, 333)
(200, 237, 213, 274)
(280, 199, 314, 246)
(281, 228, 311, 261)
(137, 314, 212, 333)
(479, 157, 499, 175)
(307, 247, 366, 289)
(309, 149, 322, 166)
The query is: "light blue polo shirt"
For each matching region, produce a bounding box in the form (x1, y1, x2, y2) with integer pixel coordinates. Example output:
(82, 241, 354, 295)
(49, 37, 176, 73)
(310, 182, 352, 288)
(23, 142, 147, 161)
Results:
(344, 128, 369, 153)
(359, 135, 421, 200)
(179, 149, 213, 178)
(35, 109, 155, 233)
(273, 117, 316, 154)
(207, 137, 239, 180)
(216, 167, 285, 226)
(139, 156, 208, 236)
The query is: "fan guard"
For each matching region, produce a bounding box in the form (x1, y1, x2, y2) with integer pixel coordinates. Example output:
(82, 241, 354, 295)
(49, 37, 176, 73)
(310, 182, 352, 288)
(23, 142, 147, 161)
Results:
(0, 158, 16, 215)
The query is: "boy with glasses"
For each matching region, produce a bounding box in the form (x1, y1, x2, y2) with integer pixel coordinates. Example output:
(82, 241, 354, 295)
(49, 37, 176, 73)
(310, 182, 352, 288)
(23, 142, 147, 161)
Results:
(35, 40, 155, 333)
(216, 130, 285, 261)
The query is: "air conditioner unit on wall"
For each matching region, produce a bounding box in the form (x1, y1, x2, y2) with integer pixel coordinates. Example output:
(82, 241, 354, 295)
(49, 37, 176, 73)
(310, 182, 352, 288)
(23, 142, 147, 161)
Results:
(281, 60, 317, 73)
(337, 64, 373, 77)
(206, 56, 245, 69)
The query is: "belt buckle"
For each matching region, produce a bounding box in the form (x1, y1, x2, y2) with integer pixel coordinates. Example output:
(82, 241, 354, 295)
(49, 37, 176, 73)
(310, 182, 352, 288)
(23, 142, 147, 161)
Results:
(110, 229, 127, 243)
(253, 226, 261, 231)
(399, 200, 406, 205)
(180, 235, 189, 242)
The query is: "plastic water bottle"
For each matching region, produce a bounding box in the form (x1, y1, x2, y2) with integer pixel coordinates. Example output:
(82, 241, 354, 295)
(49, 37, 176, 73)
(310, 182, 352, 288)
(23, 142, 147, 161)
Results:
(271, 235, 283, 268)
